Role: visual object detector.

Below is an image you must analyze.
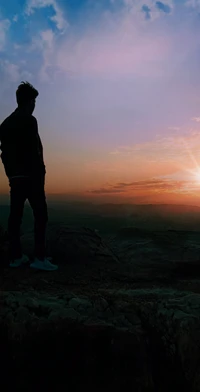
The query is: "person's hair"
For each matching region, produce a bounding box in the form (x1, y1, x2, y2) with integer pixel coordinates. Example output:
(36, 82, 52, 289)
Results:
(16, 81, 39, 106)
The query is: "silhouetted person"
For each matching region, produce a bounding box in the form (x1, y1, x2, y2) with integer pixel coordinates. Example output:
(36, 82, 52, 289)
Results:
(0, 81, 58, 271)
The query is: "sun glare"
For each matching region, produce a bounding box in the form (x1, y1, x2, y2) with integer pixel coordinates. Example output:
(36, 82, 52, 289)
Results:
(194, 169, 200, 183)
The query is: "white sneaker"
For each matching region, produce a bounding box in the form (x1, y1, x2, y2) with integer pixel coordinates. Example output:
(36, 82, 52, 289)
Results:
(10, 254, 29, 268)
(30, 257, 58, 271)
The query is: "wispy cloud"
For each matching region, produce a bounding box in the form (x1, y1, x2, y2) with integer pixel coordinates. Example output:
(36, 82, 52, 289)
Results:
(156, 1, 172, 14)
(142, 5, 151, 20)
(0, 18, 10, 51)
(88, 177, 194, 195)
(192, 117, 200, 122)
(2, 61, 20, 82)
(30, 29, 55, 51)
(88, 187, 126, 194)
(186, 0, 200, 11)
(0, 59, 32, 83)
(25, 0, 68, 31)
(168, 126, 180, 131)
(51, 0, 179, 81)
(55, 20, 172, 78)
(28, 29, 55, 81)
(13, 14, 18, 22)
(109, 130, 200, 160)
(122, 0, 173, 20)
(14, 43, 21, 50)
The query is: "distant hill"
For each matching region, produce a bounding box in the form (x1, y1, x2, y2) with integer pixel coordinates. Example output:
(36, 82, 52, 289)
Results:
(130, 204, 200, 214)
(128, 204, 200, 231)
(1, 202, 200, 233)
(97, 203, 200, 214)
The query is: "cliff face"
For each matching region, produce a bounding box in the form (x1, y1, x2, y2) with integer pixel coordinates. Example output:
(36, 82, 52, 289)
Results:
(1, 225, 200, 391)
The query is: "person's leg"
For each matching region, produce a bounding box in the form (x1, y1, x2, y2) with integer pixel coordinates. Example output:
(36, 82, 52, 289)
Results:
(8, 178, 27, 261)
(28, 175, 58, 271)
(27, 174, 48, 260)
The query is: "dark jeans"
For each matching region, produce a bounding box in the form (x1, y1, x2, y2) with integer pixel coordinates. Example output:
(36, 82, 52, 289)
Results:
(8, 175, 48, 260)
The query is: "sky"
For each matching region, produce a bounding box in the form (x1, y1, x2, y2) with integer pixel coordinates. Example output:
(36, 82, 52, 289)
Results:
(1, 0, 200, 204)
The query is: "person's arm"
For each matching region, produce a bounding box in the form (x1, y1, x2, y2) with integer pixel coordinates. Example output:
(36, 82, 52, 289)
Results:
(28, 116, 46, 175)
(0, 121, 6, 163)
(0, 119, 18, 176)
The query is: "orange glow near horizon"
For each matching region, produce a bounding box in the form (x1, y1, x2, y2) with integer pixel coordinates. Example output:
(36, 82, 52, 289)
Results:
(1, 131, 200, 206)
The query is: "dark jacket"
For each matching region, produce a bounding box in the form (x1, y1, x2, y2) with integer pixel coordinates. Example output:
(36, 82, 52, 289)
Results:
(0, 108, 46, 179)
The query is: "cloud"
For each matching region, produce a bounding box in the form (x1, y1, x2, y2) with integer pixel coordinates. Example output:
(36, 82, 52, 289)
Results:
(21, 70, 33, 80)
(109, 129, 200, 167)
(168, 126, 180, 131)
(186, 0, 200, 11)
(192, 117, 200, 122)
(0, 60, 33, 83)
(38, 30, 55, 81)
(88, 177, 191, 195)
(14, 43, 21, 50)
(30, 29, 54, 51)
(55, 23, 172, 78)
(0, 18, 10, 51)
(1, 60, 20, 82)
(21, 0, 175, 83)
(25, 0, 68, 31)
(52, 0, 177, 80)
(156, 1, 171, 13)
(13, 15, 18, 22)
(88, 187, 126, 194)
(141, 1, 172, 20)
(122, 0, 173, 20)
(142, 5, 151, 20)
(28, 29, 55, 81)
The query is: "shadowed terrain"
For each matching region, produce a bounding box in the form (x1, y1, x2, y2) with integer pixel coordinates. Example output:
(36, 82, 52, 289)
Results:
(1, 202, 200, 391)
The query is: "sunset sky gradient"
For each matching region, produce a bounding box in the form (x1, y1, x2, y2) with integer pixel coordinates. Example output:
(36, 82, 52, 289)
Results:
(1, 0, 200, 204)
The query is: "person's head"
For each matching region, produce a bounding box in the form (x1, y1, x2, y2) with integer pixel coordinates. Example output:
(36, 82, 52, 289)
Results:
(16, 81, 39, 115)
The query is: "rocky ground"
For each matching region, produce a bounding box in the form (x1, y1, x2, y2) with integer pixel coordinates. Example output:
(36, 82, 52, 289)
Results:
(1, 224, 200, 391)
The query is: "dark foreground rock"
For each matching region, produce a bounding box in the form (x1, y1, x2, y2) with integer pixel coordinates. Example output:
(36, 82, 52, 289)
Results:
(0, 289, 195, 392)
(1, 297, 153, 391)
(21, 224, 119, 264)
(1, 225, 200, 390)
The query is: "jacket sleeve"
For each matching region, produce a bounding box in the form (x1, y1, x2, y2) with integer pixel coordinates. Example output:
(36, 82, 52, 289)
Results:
(29, 116, 46, 175)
